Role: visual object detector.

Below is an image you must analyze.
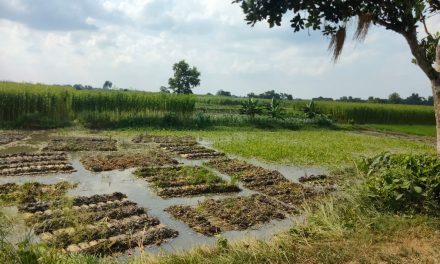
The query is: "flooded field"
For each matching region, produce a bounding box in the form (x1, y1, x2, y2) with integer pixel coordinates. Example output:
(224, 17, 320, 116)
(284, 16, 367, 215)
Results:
(0, 130, 330, 257)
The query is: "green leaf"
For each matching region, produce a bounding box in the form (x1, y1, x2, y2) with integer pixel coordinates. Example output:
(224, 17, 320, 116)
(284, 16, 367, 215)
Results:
(414, 186, 423, 193)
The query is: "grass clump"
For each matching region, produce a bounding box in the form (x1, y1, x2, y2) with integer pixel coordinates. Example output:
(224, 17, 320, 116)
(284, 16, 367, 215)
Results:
(136, 166, 224, 188)
(0, 182, 76, 206)
(359, 152, 440, 215)
(135, 166, 239, 197)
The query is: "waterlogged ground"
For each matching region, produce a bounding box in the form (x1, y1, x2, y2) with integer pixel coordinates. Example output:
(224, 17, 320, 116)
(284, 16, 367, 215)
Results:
(0, 130, 327, 257)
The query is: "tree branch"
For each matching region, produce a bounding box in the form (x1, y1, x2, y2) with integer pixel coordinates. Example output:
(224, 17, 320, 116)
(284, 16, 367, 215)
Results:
(402, 28, 438, 81)
(421, 16, 432, 36)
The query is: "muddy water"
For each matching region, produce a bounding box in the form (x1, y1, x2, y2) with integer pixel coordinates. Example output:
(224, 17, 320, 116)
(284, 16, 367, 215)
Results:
(0, 132, 324, 255)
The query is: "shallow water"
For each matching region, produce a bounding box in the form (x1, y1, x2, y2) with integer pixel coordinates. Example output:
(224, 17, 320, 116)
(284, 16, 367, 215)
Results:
(0, 132, 325, 255)
(198, 138, 327, 182)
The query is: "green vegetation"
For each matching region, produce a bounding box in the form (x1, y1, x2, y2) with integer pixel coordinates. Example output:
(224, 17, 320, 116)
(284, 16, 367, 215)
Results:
(197, 96, 435, 125)
(168, 60, 201, 94)
(0, 82, 73, 129)
(0, 82, 195, 129)
(135, 166, 226, 187)
(72, 89, 195, 113)
(0, 81, 436, 130)
(0, 182, 76, 206)
(201, 130, 434, 168)
(266, 98, 285, 119)
(360, 124, 436, 137)
(239, 97, 263, 119)
(359, 153, 440, 215)
(312, 101, 434, 125)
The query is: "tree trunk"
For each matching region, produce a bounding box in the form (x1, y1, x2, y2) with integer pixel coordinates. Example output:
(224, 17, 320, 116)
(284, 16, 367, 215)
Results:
(434, 44, 440, 154)
(404, 28, 440, 154)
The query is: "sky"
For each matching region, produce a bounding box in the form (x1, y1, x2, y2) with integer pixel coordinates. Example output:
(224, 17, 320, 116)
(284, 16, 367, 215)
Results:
(0, 0, 439, 99)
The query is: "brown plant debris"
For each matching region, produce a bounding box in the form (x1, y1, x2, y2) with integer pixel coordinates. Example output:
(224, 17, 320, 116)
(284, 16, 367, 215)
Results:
(81, 151, 178, 172)
(166, 194, 287, 236)
(0, 152, 75, 176)
(0, 131, 27, 145)
(206, 158, 329, 208)
(298, 174, 338, 190)
(161, 144, 225, 160)
(132, 135, 196, 144)
(19, 192, 178, 256)
(133, 134, 224, 160)
(43, 137, 117, 151)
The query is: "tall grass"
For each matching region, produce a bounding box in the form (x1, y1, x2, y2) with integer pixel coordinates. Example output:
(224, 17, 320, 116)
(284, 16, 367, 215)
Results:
(0, 82, 73, 128)
(0, 82, 196, 129)
(72, 90, 194, 114)
(313, 101, 435, 125)
(1, 81, 434, 129)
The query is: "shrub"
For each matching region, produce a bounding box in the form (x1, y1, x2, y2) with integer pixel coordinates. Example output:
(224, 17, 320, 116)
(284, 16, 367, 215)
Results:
(358, 153, 440, 215)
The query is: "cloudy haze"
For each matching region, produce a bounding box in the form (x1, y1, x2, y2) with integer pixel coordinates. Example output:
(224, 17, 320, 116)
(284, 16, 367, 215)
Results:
(0, 0, 438, 99)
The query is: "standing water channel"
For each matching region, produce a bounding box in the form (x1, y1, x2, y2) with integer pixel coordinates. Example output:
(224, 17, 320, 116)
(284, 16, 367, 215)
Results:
(0, 131, 327, 256)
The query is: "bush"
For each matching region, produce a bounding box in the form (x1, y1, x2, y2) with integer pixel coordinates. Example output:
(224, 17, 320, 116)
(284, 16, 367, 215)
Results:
(358, 153, 440, 215)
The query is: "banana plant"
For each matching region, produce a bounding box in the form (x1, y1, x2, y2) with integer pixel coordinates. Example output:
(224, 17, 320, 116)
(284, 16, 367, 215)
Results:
(303, 99, 319, 118)
(266, 97, 285, 119)
(240, 97, 262, 119)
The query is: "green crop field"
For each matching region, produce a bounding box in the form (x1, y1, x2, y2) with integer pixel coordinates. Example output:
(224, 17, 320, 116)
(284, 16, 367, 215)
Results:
(360, 124, 436, 137)
(0, 81, 435, 129)
(0, 82, 195, 129)
(312, 101, 434, 125)
(196, 95, 435, 125)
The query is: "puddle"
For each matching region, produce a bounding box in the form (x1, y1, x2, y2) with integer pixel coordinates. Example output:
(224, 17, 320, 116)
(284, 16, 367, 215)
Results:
(0, 133, 323, 256)
(1, 206, 36, 245)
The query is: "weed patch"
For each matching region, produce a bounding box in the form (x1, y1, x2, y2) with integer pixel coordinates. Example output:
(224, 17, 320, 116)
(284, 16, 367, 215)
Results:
(135, 166, 240, 197)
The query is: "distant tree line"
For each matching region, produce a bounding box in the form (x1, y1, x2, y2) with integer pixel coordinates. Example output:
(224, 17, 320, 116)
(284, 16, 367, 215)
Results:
(216, 90, 232, 97)
(313, 93, 433, 106)
(70, 81, 130, 91)
(247, 90, 293, 100)
(213, 89, 294, 100)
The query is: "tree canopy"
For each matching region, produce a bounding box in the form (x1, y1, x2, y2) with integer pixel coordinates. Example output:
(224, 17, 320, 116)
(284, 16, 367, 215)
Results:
(388, 92, 402, 104)
(103, 80, 112, 90)
(168, 60, 201, 94)
(234, 0, 439, 80)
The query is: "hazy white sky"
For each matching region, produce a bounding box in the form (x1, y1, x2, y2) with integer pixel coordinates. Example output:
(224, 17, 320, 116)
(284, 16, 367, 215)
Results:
(0, 0, 438, 99)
